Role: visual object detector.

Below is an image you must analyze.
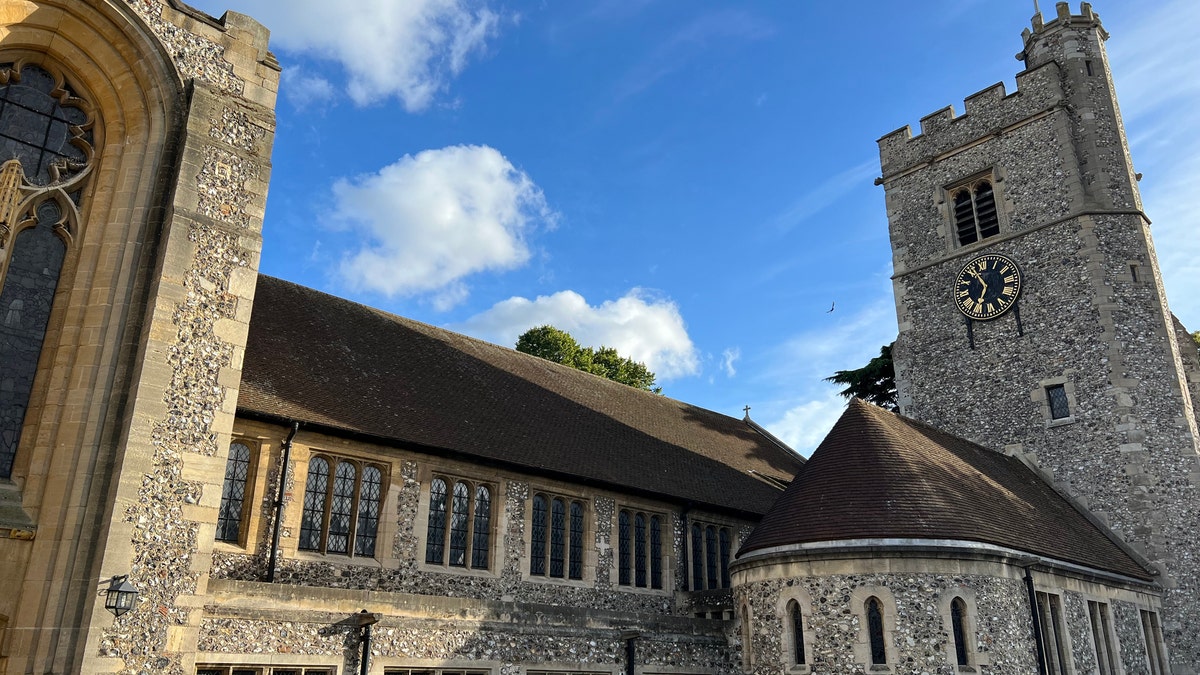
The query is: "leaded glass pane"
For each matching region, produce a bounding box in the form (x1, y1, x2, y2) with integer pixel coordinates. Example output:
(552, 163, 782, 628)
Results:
(690, 523, 703, 590)
(649, 516, 662, 590)
(471, 485, 491, 569)
(216, 442, 251, 542)
(719, 528, 731, 588)
(299, 457, 329, 551)
(568, 501, 583, 580)
(354, 466, 381, 556)
(618, 510, 631, 586)
(634, 513, 647, 588)
(530, 494, 547, 575)
(549, 497, 565, 578)
(448, 481, 470, 567)
(1047, 384, 1070, 419)
(951, 597, 968, 667)
(327, 461, 355, 554)
(867, 597, 886, 665)
(0, 64, 92, 186)
(425, 478, 447, 563)
(705, 526, 718, 590)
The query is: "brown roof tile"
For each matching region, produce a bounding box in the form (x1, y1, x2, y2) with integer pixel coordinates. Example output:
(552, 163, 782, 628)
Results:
(237, 276, 804, 515)
(739, 399, 1154, 581)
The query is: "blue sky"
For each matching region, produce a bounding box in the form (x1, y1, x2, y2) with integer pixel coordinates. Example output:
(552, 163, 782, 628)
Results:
(187, 0, 1200, 455)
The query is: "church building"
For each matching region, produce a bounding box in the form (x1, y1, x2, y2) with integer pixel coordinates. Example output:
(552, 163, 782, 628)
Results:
(0, 1, 1196, 674)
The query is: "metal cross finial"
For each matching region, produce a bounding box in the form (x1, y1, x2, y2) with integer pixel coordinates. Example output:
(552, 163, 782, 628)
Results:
(743, 405, 751, 418)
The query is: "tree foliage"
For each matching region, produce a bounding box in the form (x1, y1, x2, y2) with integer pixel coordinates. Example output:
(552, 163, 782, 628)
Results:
(516, 325, 661, 393)
(825, 342, 897, 410)
(1193, 330, 1200, 352)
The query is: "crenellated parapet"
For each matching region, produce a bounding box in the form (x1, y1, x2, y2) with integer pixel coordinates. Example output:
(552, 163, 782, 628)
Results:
(877, 62, 1064, 180)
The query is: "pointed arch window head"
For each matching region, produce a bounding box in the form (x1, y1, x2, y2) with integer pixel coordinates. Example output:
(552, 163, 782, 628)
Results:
(0, 62, 95, 188)
(216, 441, 253, 543)
(618, 508, 664, 590)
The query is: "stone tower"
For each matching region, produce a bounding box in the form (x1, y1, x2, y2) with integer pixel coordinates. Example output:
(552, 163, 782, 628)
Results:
(0, 1, 277, 672)
(878, 2, 1200, 672)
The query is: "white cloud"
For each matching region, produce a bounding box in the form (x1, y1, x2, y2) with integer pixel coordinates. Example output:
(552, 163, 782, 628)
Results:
(230, 0, 501, 109)
(1109, 0, 1200, 328)
(456, 289, 701, 379)
(332, 145, 555, 305)
(721, 347, 740, 378)
(280, 67, 335, 108)
(761, 395, 847, 458)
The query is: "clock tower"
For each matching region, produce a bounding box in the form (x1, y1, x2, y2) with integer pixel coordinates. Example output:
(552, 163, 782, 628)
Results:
(877, 3, 1200, 671)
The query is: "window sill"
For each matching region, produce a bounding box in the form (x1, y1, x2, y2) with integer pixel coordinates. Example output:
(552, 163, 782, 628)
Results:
(421, 563, 497, 579)
(614, 583, 672, 596)
(1046, 416, 1076, 428)
(292, 550, 386, 567)
(522, 573, 592, 588)
(786, 665, 811, 674)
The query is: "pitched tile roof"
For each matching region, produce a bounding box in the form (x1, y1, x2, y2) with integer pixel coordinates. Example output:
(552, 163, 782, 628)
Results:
(237, 276, 804, 516)
(739, 399, 1154, 581)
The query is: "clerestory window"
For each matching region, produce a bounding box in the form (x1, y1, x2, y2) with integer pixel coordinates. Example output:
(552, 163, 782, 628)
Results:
(951, 178, 1000, 246)
(298, 455, 384, 557)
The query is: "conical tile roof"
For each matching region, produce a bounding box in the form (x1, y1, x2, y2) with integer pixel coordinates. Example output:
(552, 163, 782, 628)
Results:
(739, 399, 1153, 581)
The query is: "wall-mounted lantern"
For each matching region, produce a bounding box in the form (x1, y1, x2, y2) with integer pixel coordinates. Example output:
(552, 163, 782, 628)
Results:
(104, 575, 138, 617)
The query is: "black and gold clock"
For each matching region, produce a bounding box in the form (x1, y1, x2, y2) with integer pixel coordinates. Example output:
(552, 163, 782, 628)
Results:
(953, 253, 1022, 320)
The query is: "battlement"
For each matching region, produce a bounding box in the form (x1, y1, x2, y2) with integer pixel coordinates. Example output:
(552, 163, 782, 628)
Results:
(1022, 2, 1106, 52)
(877, 61, 1063, 178)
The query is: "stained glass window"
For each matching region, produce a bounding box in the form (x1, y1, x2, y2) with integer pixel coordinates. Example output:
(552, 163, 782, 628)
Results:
(549, 498, 566, 578)
(634, 513, 647, 588)
(649, 516, 662, 590)
(618, 510, 631, 586)
(471, 485, 491, 569)
(568, 500, 583, 580)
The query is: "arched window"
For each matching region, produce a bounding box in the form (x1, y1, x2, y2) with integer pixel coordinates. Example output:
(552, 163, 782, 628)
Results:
(866, 596, 887, 665)
(719, 528, 732, 588)
(424, 476, 491, 569)
(952, 179, 1000, 246)
(618, 509, 664, 589)
(950, 597, 969, 666)
(688, 521, 732, 590)
(298, 455, 385, 557)
(705, 526, 718, 589)
(529, 492, 585, 580)
(216, 441, 253, 543)
(788, 600, 807, 665)
(740, 603, 753, 671)
(0, 61, 94, 480)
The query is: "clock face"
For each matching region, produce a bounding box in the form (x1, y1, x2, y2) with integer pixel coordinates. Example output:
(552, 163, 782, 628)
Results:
(953, 254, 1022, 320)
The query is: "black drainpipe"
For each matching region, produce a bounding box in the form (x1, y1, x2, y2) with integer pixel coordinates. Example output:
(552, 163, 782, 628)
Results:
(265, 422, 300, 582)
(359, 610, 377, 675)
(1023, 564, 1047, 675)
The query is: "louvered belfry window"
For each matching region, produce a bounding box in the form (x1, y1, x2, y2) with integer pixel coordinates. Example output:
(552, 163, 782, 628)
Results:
(952, 178, 1000, 246)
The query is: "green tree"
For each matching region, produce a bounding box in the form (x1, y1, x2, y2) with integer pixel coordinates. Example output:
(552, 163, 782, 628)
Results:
(516, 325, 661, 393)
(1193, 330, 1199, 352)
(825, 342, 897, 411)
